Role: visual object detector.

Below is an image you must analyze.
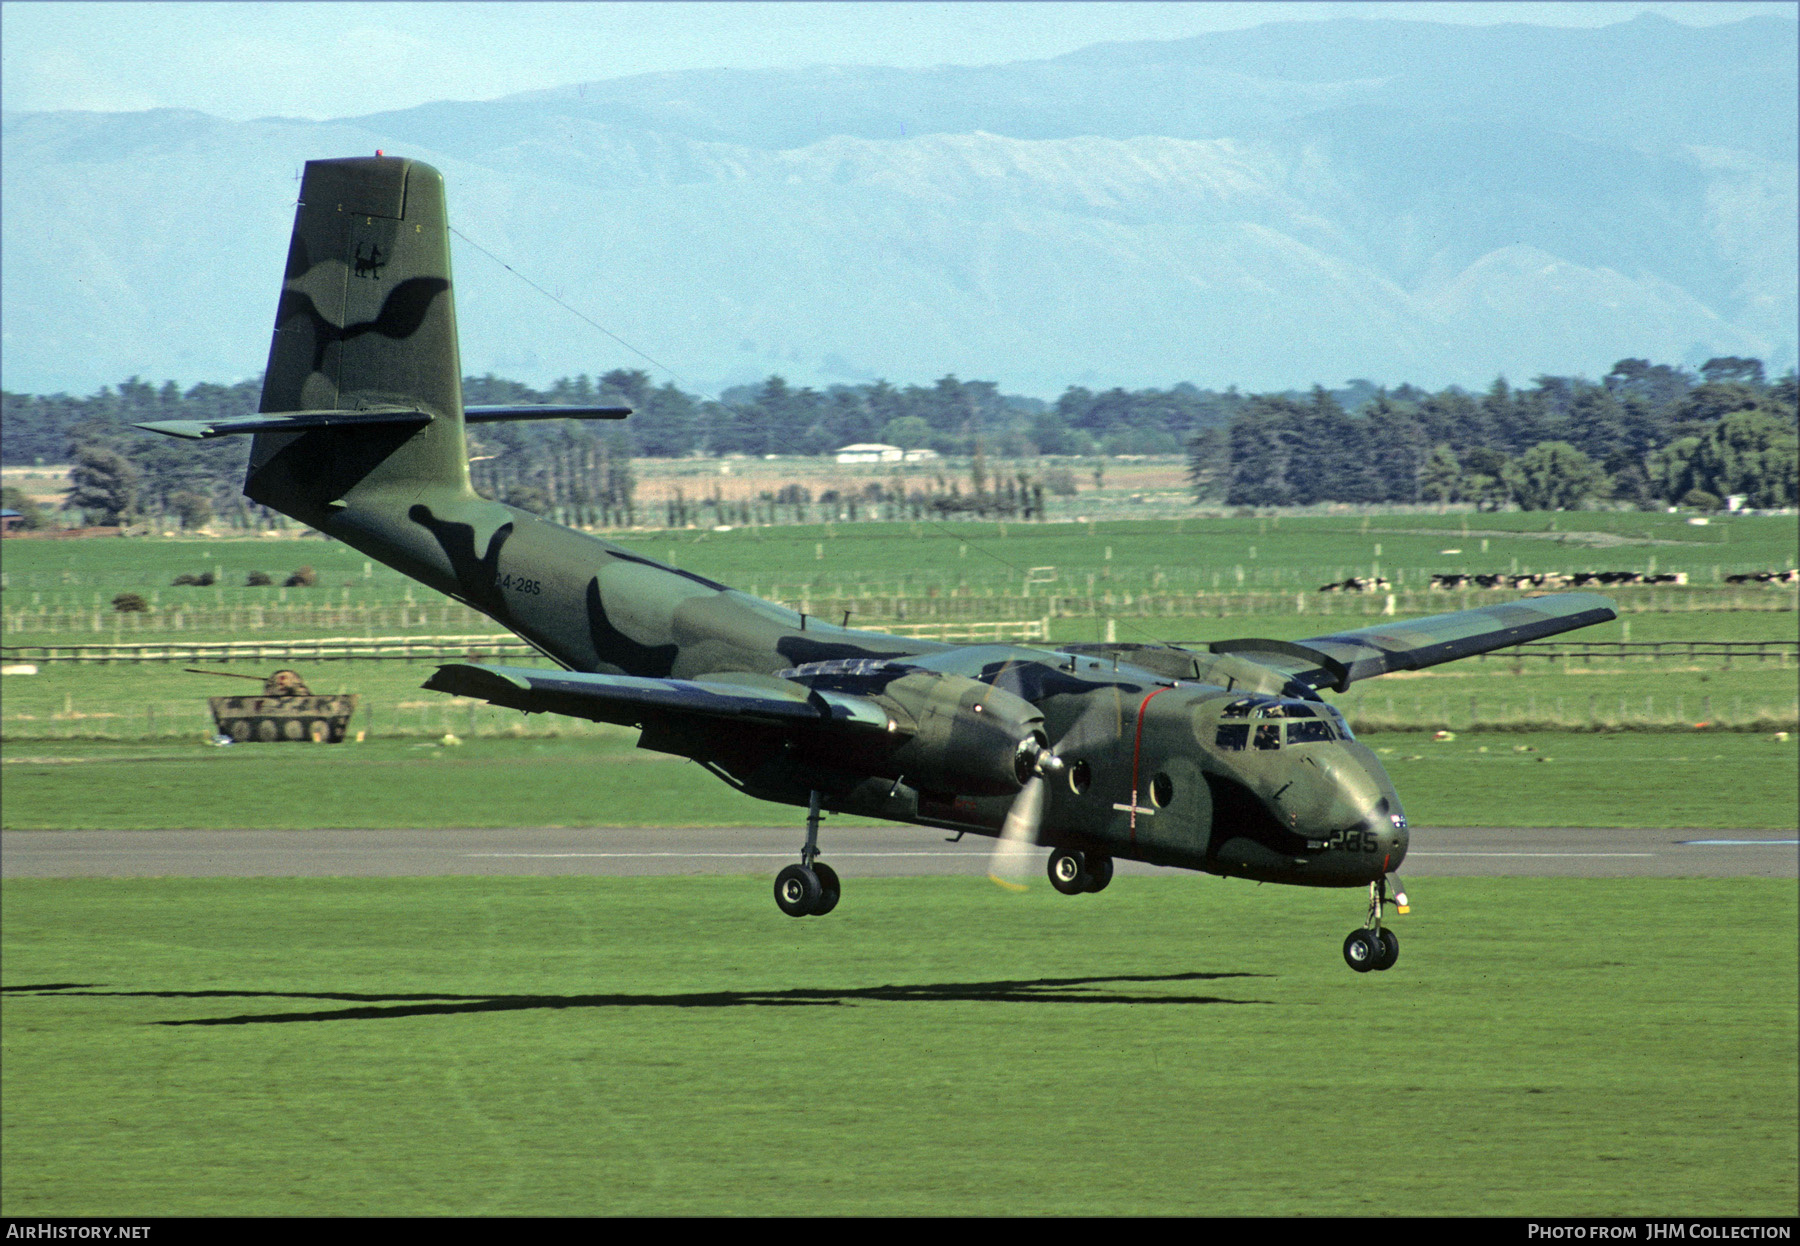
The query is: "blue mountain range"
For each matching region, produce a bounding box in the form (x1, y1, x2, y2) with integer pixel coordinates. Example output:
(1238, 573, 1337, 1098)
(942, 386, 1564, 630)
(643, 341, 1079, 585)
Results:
(3, 13, 1794, 399)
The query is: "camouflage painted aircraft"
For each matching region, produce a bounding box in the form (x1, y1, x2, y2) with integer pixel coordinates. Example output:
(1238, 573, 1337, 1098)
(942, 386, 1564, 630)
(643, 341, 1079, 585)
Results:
(140, 157, 1618, 970)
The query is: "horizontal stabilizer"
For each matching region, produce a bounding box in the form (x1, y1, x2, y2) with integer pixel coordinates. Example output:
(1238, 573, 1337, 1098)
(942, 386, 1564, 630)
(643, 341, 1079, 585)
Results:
(424, 663, 895, 733)
(1213, 592, 1618, 691)
(135, 407, 431, 440)
(137, 404, 632, 440)
(465, 405, 631, 422)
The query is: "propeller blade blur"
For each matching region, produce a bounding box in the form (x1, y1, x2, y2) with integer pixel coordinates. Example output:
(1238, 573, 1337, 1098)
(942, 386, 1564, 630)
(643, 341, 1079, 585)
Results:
(988, 774, 1043, 891)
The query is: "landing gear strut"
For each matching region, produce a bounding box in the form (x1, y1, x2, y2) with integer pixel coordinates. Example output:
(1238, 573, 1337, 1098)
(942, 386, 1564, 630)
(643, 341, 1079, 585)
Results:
(1343, 875, 1405, 972)
(774, 791, 841, 917)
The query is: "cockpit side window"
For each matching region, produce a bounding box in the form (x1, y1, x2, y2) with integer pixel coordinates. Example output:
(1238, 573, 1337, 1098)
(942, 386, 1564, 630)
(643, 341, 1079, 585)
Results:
(1253, 724, 1282, 751)
(1215, 723, 1249, 752)
(1288, 720, 1334, 745)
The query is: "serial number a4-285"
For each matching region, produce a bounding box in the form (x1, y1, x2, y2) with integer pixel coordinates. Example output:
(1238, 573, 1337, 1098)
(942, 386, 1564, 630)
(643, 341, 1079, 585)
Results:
(500, 574, 543, 595)
(1327, 829, 1381, 852)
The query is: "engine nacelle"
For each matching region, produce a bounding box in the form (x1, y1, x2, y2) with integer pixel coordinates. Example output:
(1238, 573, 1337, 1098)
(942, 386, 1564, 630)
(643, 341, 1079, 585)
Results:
(872, 671, 1046, 798)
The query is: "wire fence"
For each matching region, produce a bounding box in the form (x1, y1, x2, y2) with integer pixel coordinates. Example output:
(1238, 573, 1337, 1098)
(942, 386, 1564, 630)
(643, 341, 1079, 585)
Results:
(0, 620, 1052, 665)
(5, 689, 1793, 742)
(3, 585, 1795, 645)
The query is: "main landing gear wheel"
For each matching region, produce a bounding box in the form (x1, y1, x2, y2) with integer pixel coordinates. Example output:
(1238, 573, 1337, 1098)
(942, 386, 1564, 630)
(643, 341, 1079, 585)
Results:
(774, 864, 824, 917)
(1083, 854, 1114, 893)
(772, 790, 842, 918)
(1047, 848, 1092, 895)
(812, 862, 841, 916)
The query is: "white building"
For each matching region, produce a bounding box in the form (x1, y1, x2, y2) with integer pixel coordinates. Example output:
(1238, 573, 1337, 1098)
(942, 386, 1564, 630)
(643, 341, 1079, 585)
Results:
(834, 443, 905, 464)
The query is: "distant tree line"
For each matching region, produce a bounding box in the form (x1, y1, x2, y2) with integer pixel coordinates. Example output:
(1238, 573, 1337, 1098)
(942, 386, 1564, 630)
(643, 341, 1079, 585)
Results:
(3, 357, 1793, 528)
(2, 377, 269, 530)
(1188, 358, 1798, 511)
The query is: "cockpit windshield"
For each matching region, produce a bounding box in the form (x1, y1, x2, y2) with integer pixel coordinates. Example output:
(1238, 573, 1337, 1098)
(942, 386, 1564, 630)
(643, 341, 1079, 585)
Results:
(1320, 703, 1356, 741)
(1214, 697, 1349, 751)
(1219, 696, 1318, 720)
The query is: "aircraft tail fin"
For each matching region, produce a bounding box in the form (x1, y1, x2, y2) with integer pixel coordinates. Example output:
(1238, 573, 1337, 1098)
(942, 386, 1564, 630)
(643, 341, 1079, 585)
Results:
(243, 156, 471, 524)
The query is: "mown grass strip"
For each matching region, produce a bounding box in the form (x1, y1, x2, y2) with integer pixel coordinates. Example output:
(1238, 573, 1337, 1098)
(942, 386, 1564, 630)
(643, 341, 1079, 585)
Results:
(2, 875, 1792, 1216)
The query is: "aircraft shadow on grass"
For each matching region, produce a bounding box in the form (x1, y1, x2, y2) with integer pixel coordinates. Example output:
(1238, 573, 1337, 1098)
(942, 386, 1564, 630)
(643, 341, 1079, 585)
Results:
(4, 974, 1271, 1026)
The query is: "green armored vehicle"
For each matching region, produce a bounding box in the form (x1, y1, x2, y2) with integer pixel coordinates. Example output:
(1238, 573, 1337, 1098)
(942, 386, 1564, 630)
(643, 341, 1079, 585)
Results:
(190, 668, 358, 743)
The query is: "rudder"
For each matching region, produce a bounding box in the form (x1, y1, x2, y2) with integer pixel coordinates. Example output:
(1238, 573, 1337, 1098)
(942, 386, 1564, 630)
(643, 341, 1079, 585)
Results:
(246, 156, 471, 524)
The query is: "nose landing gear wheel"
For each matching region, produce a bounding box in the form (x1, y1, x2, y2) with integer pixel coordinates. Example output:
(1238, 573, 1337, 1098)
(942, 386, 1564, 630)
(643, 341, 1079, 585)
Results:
(1343, 875, 1404, 972)
(1343, 929, 1381, 972)
(1083, 854, 1114, 893)
(1371, 927, 1399, 970)
(1047, 848, 1092, 895)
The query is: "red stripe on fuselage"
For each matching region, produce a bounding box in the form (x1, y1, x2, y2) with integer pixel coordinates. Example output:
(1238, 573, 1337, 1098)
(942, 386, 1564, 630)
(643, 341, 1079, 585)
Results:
(1129, 686, 1175, 847)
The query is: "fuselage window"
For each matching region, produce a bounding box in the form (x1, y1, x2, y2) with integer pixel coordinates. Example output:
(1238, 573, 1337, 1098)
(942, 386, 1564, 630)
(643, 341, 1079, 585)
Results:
(1253, 724, 1282, 751)
(1067, 759, 1093, 794)
(1214, 723, 1250, 752)
(1151, 772, 1174, 807)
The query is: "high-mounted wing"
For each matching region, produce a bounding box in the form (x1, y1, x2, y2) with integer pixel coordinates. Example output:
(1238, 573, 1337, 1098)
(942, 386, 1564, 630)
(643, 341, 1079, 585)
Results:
(423, 662, 897, 733)
(1211, 591, 1617, 692)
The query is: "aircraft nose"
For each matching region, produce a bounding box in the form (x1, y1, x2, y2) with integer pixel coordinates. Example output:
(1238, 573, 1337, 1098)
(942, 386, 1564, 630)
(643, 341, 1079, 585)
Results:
(1287, 747, 1408, 873)
(1364, 799, 1409, 873)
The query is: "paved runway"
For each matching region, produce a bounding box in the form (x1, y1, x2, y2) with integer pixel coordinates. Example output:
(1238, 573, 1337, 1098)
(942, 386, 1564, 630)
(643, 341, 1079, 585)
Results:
(2, 825, 1794, 878)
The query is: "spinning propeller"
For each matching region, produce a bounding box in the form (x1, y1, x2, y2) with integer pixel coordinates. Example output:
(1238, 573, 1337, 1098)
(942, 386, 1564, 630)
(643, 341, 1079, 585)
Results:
(987, 739, 1061, 890)
(984, 694, 1116, 890)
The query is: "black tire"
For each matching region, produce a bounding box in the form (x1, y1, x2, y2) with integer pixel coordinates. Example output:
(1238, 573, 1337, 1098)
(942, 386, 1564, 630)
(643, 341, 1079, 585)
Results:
(1372, 927, 1400, 971)
(1343, 930, 1380, 973)
(774, 864, 823, 917)
(1084, 854, 1114, 893)
(1047, 848, 1091, 896)
(811, 862, 841, 917)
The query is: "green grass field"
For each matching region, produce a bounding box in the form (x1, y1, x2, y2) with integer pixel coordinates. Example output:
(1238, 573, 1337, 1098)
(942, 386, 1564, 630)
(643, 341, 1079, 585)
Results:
(4, 513, 1795, 1218)
(4, 730, 1795, 831)
(4, 512, 1796, 611)
(2, 643, 1795, 741)
(2, 875, 1793, 1216)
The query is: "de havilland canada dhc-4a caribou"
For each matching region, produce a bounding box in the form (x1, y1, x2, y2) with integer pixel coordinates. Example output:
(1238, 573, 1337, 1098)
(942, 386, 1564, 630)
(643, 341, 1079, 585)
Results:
(139, 157, 1618, 970)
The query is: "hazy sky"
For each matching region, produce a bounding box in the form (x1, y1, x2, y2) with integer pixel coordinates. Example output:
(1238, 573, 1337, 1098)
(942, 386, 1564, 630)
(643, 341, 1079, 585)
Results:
(3, 1, 1795, 120)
